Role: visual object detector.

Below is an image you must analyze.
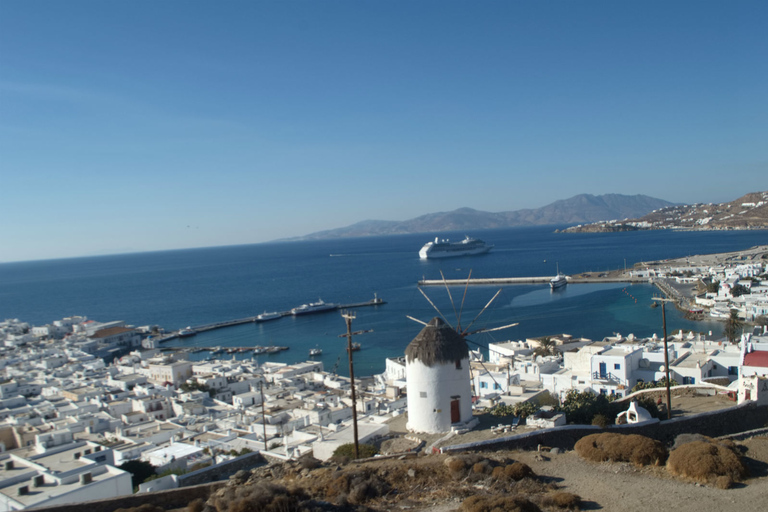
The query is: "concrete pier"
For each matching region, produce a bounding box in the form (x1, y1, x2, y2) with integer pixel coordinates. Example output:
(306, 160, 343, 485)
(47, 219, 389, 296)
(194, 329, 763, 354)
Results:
(160, 297, 386, 341)
(418, 276, 649, 286)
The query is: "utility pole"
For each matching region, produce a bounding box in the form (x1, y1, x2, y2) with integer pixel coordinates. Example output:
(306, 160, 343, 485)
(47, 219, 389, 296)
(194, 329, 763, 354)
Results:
(260, 380, 268, 449)
(338, 311, 372, 459)
(652, 297, 674, 419)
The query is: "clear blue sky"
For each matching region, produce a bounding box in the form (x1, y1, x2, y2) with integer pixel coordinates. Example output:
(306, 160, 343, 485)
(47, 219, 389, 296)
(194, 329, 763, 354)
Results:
(1, 1, 766, 262)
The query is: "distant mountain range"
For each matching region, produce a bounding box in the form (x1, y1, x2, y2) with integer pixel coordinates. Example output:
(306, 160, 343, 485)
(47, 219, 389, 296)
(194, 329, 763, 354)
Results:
(280, 194, 676, 241)
(562, 191, 768, 233)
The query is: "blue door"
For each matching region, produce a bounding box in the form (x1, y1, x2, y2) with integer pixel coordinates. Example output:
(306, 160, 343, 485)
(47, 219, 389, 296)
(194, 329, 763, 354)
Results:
(599, 362, 607, 378)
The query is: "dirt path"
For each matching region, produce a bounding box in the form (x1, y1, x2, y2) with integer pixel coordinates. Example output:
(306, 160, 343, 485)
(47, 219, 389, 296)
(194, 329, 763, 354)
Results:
(516, 445, 768, 512)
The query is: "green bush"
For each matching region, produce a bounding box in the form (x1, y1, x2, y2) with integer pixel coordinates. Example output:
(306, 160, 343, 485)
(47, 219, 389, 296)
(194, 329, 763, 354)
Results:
(559, 390, 610, 425)
(490, 401, 538, 419)
(631, 378, 678, 393)
(490, 403, 515, 417)
(332, 443, 378, 460)
(558, 389, 660, 426)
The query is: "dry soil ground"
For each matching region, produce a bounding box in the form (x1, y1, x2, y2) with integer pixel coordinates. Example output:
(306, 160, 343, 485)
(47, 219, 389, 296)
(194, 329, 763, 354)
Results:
(175, 396, 766, 512)
(192, 434, 768, 512)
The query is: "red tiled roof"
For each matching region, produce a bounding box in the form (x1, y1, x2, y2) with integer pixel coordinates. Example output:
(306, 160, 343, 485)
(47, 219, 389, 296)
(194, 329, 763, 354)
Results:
(744, 350, 768, 368)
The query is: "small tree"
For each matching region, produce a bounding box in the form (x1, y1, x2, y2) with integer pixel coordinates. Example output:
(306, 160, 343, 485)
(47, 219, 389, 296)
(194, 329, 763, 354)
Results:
(332, 443, 378, 460)
(731, 284, 750, 297)
(755, 315, 767, 327)
(512, 402, 538, 419)
(533, 337, 557, 358)
(723, 309, 744, 344)
(706, 281, 720, 294)
(119, 460, 157, 488)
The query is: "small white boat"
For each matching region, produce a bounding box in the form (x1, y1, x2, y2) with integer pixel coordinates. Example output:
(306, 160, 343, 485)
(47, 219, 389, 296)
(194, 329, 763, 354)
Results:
(309, 347, 322, 357)
(178, 327, 197, 337)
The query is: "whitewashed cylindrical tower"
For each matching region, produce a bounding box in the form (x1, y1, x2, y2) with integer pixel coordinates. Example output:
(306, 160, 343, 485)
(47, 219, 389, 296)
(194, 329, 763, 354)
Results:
(405, 317, 473, 433)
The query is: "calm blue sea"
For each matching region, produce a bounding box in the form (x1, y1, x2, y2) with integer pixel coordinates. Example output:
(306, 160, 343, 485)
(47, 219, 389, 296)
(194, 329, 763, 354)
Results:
(1, 227, 766, 376)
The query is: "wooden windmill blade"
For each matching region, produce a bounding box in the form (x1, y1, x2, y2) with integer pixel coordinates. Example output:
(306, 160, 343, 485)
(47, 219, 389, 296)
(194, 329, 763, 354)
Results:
(440, 269, 460, 329)
(457, 269, 472, 333)
(406, 315, 429, 326)
(461, 289, 502, 335)
(417, 287, 454, 328)
(464, 322, 519, 336)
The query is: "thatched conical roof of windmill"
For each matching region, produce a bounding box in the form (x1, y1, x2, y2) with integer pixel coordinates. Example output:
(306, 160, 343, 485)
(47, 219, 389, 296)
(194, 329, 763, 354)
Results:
(405, 317, 469, 367)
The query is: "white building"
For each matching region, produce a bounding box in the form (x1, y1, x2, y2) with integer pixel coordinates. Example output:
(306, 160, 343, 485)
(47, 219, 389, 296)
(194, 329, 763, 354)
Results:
(0, 441, 131, 511)
(405, 318, 473, 434)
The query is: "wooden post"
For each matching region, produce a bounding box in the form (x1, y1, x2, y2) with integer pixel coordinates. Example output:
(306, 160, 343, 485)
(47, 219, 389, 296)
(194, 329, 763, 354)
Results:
(653, 297, 674, 419)
(260, 380, 268, 448)
(338, 312, 372, 460)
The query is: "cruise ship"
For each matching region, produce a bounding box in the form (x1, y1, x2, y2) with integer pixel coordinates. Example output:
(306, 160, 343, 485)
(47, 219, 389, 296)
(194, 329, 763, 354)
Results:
(418, 236, 493, 259)
(291, 299, 339, 316)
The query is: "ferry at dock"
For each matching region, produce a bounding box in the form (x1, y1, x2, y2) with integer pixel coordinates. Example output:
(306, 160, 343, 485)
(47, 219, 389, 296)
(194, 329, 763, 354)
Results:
(291, 299, 338, 316)
(418, 236, 493, 259)
(550, 273, 568, 289)
(256, 311, 282, 322)
(549, 263, 568, 289)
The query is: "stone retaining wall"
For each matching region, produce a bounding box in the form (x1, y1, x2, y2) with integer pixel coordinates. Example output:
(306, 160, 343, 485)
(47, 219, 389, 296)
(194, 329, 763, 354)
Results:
(178, 451, 266, 487)
(443, 401, 768, 453)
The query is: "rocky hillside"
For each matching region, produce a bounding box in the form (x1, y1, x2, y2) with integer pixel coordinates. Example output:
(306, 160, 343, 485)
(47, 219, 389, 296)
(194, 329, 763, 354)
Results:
(282, 194, 674, 240)
(561, 191, 768, 233)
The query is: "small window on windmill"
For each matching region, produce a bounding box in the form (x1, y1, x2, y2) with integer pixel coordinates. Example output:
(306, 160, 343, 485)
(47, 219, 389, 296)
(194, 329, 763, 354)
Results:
(455, 360, 462, 369)
(420, 391, 427, 398)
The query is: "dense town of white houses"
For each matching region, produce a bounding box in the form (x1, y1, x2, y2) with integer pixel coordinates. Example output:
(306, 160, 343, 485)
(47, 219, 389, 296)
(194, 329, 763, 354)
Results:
(1, 260, 767, 510)
(629, 258, 768, 320)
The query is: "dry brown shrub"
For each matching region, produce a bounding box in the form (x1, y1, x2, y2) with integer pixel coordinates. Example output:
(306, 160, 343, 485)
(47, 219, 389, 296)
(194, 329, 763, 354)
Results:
(298, 456, 321, 471)
(473, 460, 492, 474)
(215, 481, 314, 512)
(445, 456, 468, 473)
(113, 505, 164, 512)
(491, 466, 505, 479)
(511, 477, 554, 495)
(504, 462, 534, 481)
(574, 433, 667, 466)
(325, 474, 350, 498)
(667, 441, 747, 486)
(461, 494, 542, 512)
(715, 475, 734, 489)
(541, 491, 582, 509)
(187, 498, 205, 512)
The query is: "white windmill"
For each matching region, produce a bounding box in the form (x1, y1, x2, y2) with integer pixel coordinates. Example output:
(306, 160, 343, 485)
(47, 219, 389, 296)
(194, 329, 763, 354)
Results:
(405, 271, 518, 434)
